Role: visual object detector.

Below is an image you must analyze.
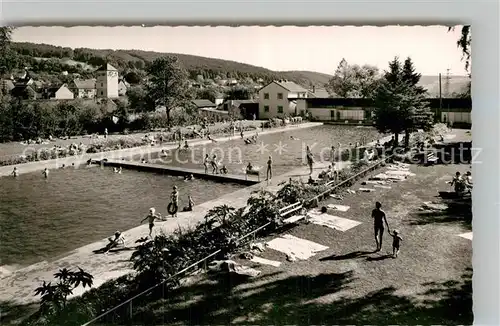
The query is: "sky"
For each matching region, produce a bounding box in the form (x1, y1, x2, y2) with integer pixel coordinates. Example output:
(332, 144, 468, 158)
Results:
(12, 26, 466, 76)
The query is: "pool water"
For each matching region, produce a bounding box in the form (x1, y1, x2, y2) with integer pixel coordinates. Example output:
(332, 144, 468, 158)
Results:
(134, 125, 383, 176)
(0, 166, 244, 267)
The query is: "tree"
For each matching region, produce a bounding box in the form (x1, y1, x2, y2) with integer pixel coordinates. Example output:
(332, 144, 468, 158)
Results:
(449, 25, 471, 74)
(196, 86, 223, 103)
(34, 267, 93, 315)
(401, 57, 434, 146)
(327, 58, 357, 98)
(0, 27, 17, 92)
(124, 71, 142, 84)
(127, 85, 149, 112)
(372, 57, 432, 149)
(225, 86, 254, 100)
(144, 56, 190, 125)
(353, 64, 381, 99)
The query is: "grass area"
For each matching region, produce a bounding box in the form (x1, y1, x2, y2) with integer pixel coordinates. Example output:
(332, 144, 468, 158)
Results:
(126, 163, 472, 325)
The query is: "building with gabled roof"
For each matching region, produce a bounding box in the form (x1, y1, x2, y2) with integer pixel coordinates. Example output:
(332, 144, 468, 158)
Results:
(258, 80, 309, 118)
(68, 79, 96, 99)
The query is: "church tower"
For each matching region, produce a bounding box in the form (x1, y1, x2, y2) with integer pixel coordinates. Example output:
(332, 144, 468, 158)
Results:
(96, 63, 119, 98)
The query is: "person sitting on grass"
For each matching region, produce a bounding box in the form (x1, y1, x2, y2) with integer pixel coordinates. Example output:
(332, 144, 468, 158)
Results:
(104, 231, 126, 254)
(449, 171, 466, 195)
(388, 229, 403, 258)
(183, 196, 195, 212)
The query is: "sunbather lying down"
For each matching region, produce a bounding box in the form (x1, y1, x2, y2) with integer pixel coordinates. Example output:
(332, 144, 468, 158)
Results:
(93, 231, 132, 254)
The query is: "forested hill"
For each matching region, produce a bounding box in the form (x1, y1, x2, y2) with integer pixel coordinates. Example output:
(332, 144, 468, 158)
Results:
(10, 42, 332, 87)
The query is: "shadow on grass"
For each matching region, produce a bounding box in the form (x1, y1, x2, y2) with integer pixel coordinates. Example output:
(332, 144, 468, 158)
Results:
(410, 194, 472, 230)
(127, 267, 472, 326)
(0, 300, 37, 325)
(319, 250, 377, 261)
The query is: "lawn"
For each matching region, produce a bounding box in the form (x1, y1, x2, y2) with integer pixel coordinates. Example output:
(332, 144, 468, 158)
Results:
(128, 163, 472, 325)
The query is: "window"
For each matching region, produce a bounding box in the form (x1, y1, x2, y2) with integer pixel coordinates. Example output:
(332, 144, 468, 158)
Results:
(264, 93, 269, 100)
(264, 105, 270, 112)
(101, 83, 103, 87)
(100, 91, 104, 95)
(330, 110, 335, 119)
(277, 93, 283, 100)
(277, 106, 283, 113)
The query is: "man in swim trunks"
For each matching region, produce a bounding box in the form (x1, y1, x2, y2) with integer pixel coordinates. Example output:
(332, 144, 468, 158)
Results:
(211, 155, 219, 174)
(140, 207, 161, 237)
(372, 201, 390, 251)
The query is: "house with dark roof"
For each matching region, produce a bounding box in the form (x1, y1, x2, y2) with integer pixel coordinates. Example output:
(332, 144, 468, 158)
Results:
(192, 99, 216, 110)
(10, 85, 37, 100)
(257, 80, 309, 119)
(68, 79, 96, 99)
(219, 99, 259, 120)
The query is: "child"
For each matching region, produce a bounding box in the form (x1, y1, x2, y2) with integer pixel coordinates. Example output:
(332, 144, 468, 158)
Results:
(140, 208, 161, 237)
(220, 165, 228, 174)
(11, 167, 18, 177)
(42, 168, 49, 178)
(388, 229, 403, 258)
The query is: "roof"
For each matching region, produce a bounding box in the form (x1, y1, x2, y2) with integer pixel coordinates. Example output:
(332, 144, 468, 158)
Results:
(2, 80, 15, 91)
(233, 99, 258, 107)
(97, 63, 118, 71)
(308, 88, 330, 98)
(192, 99, 216, 108)
(72, 79, 96, 89)
(259, 80, 308, 93)
(10, 85, 36, 97)
(274, 80, 308, 93)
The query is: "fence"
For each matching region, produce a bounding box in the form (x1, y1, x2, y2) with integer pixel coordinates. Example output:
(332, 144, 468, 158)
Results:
(82, 154, 393, 326)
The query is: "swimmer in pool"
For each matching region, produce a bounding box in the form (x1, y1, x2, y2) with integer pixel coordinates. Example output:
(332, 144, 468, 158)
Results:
(42, 168, 49, 178)
(11, 167, 18, 177)
(140, 208, 162, 237)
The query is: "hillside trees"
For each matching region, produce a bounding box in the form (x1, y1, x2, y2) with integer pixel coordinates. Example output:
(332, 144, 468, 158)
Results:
(0, 27, 16, 79)
(372, 57, 433, 148)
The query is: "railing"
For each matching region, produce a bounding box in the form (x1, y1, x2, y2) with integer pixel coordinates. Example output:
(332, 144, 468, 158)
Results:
(82, 154, 393, 326)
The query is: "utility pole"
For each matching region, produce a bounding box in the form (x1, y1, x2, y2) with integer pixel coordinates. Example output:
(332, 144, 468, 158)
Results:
(438, 73, 442, 121)
(444, 68, 451, 98)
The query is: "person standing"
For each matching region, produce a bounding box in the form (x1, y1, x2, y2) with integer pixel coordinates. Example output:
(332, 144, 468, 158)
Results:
(266, 155, 273, 180)
(170, 186, 179, 218)
(104, 128, 108, 139)
(372, 201, 390, 251)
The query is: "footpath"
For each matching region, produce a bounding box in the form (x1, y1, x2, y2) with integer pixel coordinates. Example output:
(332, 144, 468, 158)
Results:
(0, 122, 322, 177)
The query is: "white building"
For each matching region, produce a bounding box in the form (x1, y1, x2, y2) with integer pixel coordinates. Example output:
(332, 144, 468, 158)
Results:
(257, 80, 309, 119)
(96, 63, 119, 99)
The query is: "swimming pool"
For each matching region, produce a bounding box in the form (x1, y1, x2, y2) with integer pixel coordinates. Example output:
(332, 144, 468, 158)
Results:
(0, 166, 244, 268)
(131, 125, 383, 176)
